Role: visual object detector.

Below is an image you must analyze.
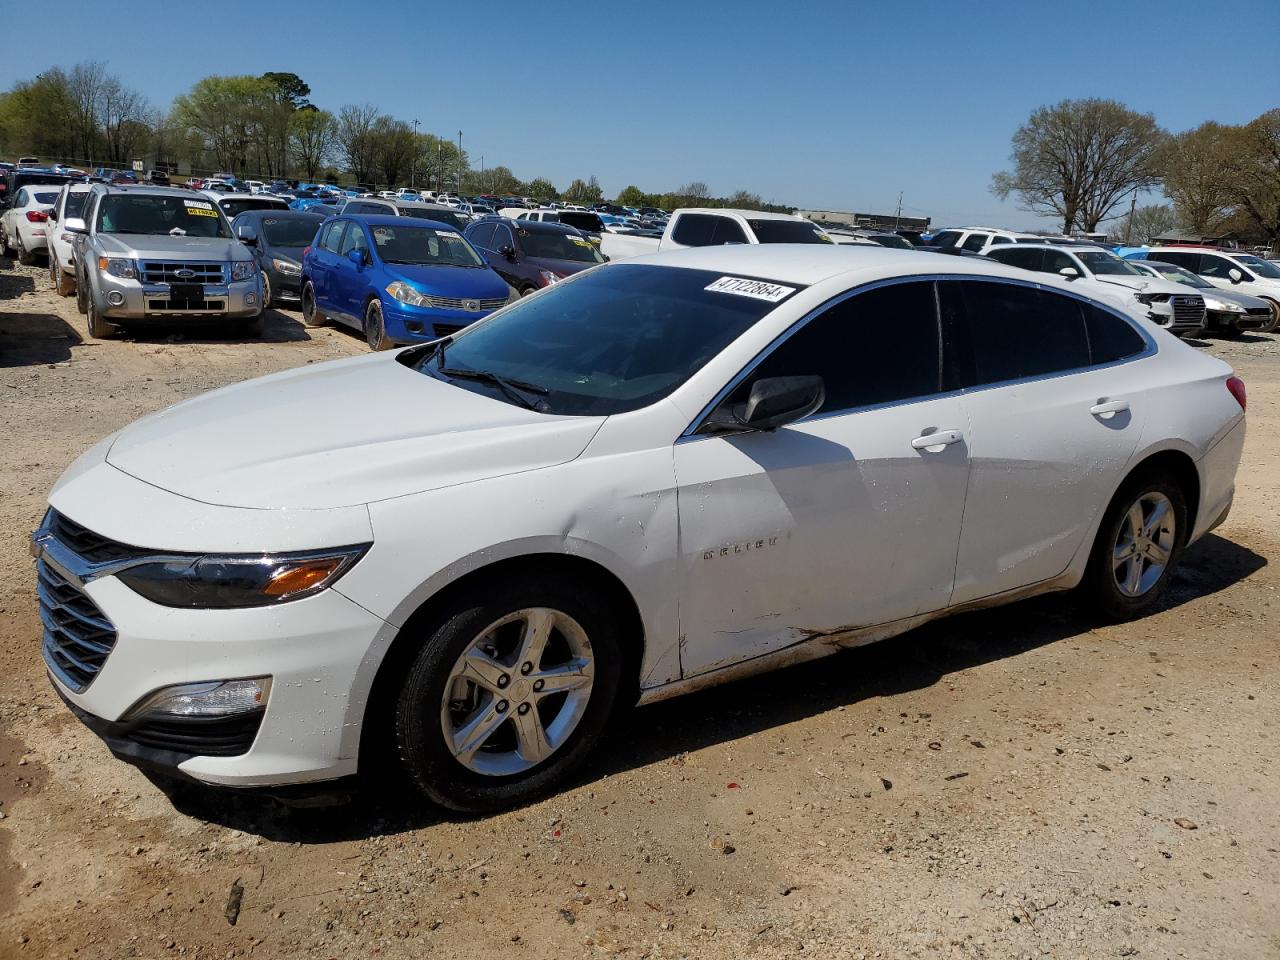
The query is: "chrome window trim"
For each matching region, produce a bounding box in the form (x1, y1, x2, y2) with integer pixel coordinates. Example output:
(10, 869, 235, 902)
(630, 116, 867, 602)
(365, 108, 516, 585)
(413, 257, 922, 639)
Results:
(678, 273, 1157, 441)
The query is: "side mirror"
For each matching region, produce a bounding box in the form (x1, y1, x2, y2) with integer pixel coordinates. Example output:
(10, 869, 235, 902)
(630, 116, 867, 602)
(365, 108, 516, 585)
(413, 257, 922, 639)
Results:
(63, 218, 87, 235)
(237, 227, 258, 247)
(499, 244, 516, 262)
(704, 376, 825, 434)
(1228, 268, 1242, 283)
(1058, 266, 1079, 279)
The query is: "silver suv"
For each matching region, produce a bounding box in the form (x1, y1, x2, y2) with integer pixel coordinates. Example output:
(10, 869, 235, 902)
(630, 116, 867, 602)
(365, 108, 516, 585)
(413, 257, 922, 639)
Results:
(68, 184, 265, 338)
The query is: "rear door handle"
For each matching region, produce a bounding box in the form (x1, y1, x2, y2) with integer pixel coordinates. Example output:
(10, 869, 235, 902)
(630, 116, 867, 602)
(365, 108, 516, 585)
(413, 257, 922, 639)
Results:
(911, 429, 964, 451)
(1090, 399, 1130, 418)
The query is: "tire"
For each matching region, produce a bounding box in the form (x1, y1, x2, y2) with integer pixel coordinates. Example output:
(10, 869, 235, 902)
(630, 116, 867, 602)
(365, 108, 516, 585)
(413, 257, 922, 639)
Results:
(519, 285, 537, 298)
(1257, 298, 1279, 334)
(53, 259, 75, 297)
(0, 226, 12, 257)
(74, 268, 88, 314)
(300, 281, 327, 328)
(85, 289, 115, 339)
(393, 577, 624, 813)
(16, 234, 35, 266)
(260, 271, 273, 309)
(363, 299, 394, 351)
(1081, 472, 1188, 622)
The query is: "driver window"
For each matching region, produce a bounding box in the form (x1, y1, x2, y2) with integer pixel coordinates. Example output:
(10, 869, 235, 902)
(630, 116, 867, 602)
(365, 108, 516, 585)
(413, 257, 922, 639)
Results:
(340, 224, 369, 258)
(1043, 250, 1076, 275)
(1198, 256, 1235, 279)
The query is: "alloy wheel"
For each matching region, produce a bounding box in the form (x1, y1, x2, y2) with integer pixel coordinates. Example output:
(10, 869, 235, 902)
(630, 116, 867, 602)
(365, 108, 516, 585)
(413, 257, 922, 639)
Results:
(1112, 492, 1176, 598)
(440, 607, 595, 776)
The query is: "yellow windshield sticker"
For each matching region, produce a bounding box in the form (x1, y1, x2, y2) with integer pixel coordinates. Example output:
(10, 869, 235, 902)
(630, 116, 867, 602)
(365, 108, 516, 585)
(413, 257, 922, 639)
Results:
(186, 207, 218, 218)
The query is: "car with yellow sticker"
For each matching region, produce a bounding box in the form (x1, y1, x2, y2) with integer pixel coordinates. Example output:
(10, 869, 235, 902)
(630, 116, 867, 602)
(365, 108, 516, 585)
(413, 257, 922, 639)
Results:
(464, 217, 606, 297)
(67, 184, 267, 339)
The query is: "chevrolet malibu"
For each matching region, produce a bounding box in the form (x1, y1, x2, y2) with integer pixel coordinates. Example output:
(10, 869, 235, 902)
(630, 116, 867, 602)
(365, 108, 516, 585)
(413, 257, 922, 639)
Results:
(34, 246, 1246, 812)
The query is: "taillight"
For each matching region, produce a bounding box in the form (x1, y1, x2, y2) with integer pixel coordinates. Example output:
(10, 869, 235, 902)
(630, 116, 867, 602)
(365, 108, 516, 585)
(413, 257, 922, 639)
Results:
(303, 245, 312, 258)
(26, 210, 48, 223)
(1226, 375, 1246, 412)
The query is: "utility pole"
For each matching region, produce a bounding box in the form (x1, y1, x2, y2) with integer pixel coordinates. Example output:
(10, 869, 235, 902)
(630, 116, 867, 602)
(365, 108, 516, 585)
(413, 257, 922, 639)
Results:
(1124, 188, 1138, 245)
(895, 192, 902, 231)
(410, 119, 419, 189)
(457, 131, 463, 191)
(481, 154, 485, 194)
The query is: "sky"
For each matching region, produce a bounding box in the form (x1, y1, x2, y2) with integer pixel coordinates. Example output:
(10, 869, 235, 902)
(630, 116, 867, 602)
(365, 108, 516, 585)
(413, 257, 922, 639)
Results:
(5, 0, 1278, 230)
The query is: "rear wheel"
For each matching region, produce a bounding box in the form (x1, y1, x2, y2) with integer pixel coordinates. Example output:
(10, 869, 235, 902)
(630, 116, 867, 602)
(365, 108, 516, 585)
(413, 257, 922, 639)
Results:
(74, 268, 88, 314)
(1257, 298, 1279, 334)
(393, 578, 623, 813)
(53, 259, 74, 296)
(363, 299, 394, 351)
(85, 290, 115, 339)
(260, 271, 272, 308)
(16, 234, 35, 266)
(300, 281, 326, 328)
(519, 285, 538, 298)
(0, 226, 12, 257)
(1081, 473, 1187, 621)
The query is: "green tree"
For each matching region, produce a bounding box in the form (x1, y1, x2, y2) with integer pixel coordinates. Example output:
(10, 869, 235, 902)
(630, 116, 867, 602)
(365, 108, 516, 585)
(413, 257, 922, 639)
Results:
(1222, 110, 1280, 252)
(992, 98, 1166, 232)
(172, 75, 278, 173)
(1107, 203, 1180, 244)
(616, 184, 646, 206)
(526, 176, 557, 200)
(288, 108, 337, 180)
(1158, 122, 1233, 232)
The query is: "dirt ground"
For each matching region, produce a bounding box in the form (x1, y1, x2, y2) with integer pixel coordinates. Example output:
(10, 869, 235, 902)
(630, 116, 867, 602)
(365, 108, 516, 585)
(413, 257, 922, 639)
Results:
(0, 255, 1276, 960)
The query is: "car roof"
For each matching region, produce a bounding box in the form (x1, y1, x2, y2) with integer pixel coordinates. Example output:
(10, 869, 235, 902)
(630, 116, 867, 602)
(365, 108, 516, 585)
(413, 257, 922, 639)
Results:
(986, 242, 1109, 253)
(636, 243, 1029, 286)
(344, 214, 460, 230)
(509, 218, 579, 234)
(237, 208, 325, 220)
(676, 208, 806, 221)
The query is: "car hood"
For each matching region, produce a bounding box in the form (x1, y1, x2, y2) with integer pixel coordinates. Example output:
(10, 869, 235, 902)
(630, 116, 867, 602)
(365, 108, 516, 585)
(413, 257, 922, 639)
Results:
(269, 245, 307, 264)
(525, 255, 598, 277)
(104, 351, 605, 510)
(387, 263, 510, 298)
(1203, 288, 1269, 309)
(1094, 275, 1188, 294)
(94, 233, 252, 261)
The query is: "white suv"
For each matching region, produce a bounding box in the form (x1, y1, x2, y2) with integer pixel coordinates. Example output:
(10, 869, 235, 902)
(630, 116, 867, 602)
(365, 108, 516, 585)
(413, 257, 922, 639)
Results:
(986, 243, 1206, 337)
(46, 182, 93, 295)
(1139, 247, 1280, 332)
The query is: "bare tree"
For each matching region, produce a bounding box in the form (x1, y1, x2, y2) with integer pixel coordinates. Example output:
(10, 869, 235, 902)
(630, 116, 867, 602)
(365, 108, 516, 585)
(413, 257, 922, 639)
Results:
(289, 109, 337, 180)
(992, 98, 1165, 233)
(66, 62, 108, 162)
(1157, 122, 1233, 232)
(1222, 110, 1280, 252)
(677, 181, 710, 200)
(336, 104, 379, 184)
(98, 76, 150, 165)
(1106, 203, 1180, 244)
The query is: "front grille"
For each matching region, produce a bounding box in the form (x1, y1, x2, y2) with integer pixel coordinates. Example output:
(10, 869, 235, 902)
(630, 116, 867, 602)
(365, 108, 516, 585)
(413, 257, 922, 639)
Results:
(38, 558, 117, 693)
(127, 711, 264, 758)
(421, 295, 507, 312)
(1171, 294, 1205, 326)
(49, 511, 146, 565)
(145, 298, 227, 312)
(139, 261, 226, 284)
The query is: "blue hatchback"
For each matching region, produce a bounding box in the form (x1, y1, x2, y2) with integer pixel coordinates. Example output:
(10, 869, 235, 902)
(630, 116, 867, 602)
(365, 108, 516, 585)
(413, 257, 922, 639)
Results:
(301, 215, 513, 350)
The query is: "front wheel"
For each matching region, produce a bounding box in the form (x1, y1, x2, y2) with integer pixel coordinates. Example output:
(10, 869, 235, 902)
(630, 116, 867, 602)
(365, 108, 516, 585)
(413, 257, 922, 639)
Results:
(74, 269, 88, 314)
(1081, 473, 1188, 621)
(53, 260, 75, 297)
(394, 578, 623, 813)
(1257, 298, 1279, 334)
(85, 290, 115, 339)
(363, 299, 395, 351)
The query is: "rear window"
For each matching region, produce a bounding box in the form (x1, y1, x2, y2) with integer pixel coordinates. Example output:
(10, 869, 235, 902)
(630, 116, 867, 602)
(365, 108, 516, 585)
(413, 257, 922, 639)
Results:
(33, 192, 59, 204)
(749, 219, 829, 244)
(403, 207, 464, 229)
(518, 229, 606, 263)
(220, 198, 288, 219)
(261, 217, 322, 247)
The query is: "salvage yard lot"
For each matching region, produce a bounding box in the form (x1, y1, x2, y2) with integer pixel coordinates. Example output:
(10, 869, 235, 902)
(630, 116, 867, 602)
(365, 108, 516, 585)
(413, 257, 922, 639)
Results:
(1, 256, 1277, 959)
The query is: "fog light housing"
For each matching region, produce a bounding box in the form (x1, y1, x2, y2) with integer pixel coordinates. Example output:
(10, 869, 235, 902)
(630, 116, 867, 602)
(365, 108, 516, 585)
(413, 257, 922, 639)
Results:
(126, 677, 272, 720)
(106, 291, 125, 306)
(245, 293, 257, 306)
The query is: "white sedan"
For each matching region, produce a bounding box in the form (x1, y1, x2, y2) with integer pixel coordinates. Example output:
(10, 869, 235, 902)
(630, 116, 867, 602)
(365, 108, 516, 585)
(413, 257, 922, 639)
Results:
(1, 184, 62, 264)
(34, 246, 1245, 812)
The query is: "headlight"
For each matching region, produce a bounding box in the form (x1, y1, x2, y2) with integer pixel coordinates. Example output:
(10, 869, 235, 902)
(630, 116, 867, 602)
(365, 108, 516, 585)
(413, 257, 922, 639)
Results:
(271, 257, 301, 276)
(386, 281, 428, 306)
(98, 257, 136, 280)
(538, 270, 561, 286)
(115, 545, 368, 609)
(1135, 292, 1170, 305)
(1205, 296, 1244, 313)
(230, 260, 256, 282)
(126, 678, 272, 719)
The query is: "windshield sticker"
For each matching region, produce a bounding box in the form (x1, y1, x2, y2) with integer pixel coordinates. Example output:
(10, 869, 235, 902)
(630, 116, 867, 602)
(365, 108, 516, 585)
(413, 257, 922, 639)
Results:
(704, 276, 797, 303)
(186, 206, 218, 217)
(183, 200, 214, 210)
(570, 237, 591, 246)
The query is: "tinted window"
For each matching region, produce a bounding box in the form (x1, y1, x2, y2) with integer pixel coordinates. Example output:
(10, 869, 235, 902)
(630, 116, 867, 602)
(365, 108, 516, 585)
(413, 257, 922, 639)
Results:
(1199, 255, 1238, 279)
(414, 264, 797, 416)
(1084, 304, 1146, 364)
(518, 229, 606, 263)
(988, 247, 1043, 271)
(732, 281, 941, 416)
(1235, 254, 1280, 279)
(1148, 251, 1198, 271)
(468, 222, 496, 250)
(65, 192, 88, 218)
(961, 232, 989, 252)
(403, 207, 464, 229)
(943, 281, 1090, 387)
(319, 221, 346, 253)
(931, 230, 962, 248)
(261, 216, 321, 247)
(1043, 249, 1077, 275)
(749, 219, 825, 244)
(672, 214, 749, 247)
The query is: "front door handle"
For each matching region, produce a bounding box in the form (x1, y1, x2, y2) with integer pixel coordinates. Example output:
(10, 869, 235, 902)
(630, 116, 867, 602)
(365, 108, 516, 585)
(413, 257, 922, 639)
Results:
(911, 429, 963, 451)
(1090, 399, 1130, 419)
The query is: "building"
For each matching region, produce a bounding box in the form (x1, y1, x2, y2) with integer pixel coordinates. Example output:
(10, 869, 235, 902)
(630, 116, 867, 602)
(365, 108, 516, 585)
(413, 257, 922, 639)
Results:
(796, 209, 930, 232)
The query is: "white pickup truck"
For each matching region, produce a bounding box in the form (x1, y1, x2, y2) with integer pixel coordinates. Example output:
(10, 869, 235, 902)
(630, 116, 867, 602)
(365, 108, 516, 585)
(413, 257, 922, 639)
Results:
(598, 208, 829, 260)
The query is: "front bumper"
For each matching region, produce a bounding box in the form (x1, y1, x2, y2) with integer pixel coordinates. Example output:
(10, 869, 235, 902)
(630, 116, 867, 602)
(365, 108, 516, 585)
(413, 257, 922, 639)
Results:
(96, 273, 263, 321)
(1206, 308, 1270, 332)
(382, 300, 498, 343)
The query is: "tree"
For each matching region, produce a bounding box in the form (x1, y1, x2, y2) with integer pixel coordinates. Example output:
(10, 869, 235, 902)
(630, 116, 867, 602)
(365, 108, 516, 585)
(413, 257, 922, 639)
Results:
(0, 72, 77, 161)
(992, 98, 1165, 233)
(725, 189, 764, 210)
(66, 62, 107, 162)
(260, 72, 311, 110)
(1107, 203, 1180, 244)
(288, 108, 337, 180)
(98, 76, 151, 165)
(1158, 122, 1233, 232)
(616, 184, 646, 206)
(526, 176, 557, 200)
(372, 115, 417, 186)
(172, 75, 279, 173)
(1221, 110, 1280, 252)
(335, 103, 379, 184)
(676, 181, 710, 201)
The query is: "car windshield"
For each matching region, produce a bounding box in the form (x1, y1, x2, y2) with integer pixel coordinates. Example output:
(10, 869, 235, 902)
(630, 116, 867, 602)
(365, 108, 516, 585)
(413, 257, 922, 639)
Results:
(403, 208, 464, 229)
(1235, 254, 1280, 279)
(261, 217, 321, 247)
(1076, 251, 1142, 276)
(220, 198, 286, 218)
(518, 229, 606, 263)
(369, 224, 485, 266)
(1142, 262, 1210, 288)
(412, 264, 798, 415)
(97, 195, 231, 238)
(749, 219, 829, 244)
